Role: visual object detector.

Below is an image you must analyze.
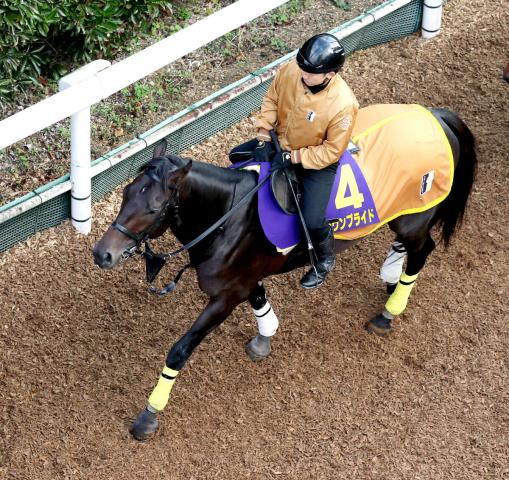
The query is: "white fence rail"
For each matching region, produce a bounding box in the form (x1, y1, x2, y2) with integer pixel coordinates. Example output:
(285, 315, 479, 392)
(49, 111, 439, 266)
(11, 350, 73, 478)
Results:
(0, 0, 289, 233)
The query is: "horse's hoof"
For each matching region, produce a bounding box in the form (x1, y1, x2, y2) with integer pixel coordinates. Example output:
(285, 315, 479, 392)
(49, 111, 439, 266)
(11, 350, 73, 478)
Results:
(130, 407, 159, 441)
(246, 334, 271, 361)
(366, 314, 392, 336)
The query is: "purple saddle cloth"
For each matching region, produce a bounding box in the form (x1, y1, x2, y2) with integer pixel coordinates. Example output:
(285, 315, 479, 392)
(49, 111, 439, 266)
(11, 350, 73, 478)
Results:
(255, 162, 301, 250)
(232, 150, 379, 250)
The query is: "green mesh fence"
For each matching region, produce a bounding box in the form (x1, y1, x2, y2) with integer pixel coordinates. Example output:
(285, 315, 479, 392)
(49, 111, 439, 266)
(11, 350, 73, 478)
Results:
(0, 0, 423, 253)
(90, 79, 273, 202)
(340, 0, 423, 54)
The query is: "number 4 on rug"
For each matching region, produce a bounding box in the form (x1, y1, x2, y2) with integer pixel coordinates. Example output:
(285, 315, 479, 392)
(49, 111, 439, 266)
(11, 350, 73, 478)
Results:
(335, 163, 365, 210)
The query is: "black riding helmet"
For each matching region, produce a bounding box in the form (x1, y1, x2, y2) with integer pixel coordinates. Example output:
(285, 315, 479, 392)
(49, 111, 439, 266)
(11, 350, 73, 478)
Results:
(296, 33, 346, 74)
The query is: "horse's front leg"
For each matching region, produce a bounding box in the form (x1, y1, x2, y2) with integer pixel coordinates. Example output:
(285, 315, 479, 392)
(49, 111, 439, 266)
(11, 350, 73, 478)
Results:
(245, 281, 279, 361)
(131, 295, 237, 441)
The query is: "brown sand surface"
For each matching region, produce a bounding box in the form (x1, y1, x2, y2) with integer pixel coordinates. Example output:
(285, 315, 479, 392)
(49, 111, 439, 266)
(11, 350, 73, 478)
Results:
(1, 0, 508, 478)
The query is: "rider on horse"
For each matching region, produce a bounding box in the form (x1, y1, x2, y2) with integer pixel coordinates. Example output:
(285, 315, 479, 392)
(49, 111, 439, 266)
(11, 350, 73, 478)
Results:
(230, 33, 359, 288)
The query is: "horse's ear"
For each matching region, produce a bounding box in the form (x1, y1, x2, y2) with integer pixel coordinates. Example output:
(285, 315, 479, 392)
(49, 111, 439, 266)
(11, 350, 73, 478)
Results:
(182, 159, 192, 174)
(152, 139, 167, 159)
(168, 159, 192, 188)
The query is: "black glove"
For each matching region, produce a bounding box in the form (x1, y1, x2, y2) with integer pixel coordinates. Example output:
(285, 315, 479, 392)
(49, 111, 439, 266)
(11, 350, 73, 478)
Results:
(270, 150, 292, 172)
(253, 140, 275, 163)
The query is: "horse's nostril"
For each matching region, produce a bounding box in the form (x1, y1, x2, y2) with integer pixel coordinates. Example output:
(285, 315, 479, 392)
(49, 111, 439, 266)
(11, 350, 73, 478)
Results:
(94, 249, 113, 267)
(103, 252, 112, 265)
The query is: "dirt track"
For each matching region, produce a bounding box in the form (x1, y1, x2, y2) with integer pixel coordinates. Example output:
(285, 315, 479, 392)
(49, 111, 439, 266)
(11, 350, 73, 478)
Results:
(1, 0, 508, 478)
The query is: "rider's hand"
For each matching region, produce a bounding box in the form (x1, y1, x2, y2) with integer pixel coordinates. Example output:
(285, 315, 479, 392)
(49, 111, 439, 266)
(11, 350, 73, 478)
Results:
(253, 140, 275, 163)
(270, 150, 292, 172)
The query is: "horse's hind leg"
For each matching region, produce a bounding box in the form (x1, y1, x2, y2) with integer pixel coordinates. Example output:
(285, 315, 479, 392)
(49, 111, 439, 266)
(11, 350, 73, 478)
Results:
(367, 233, 435, 336)
(245, 282, 279, 361)
(379, 239, 407, 294)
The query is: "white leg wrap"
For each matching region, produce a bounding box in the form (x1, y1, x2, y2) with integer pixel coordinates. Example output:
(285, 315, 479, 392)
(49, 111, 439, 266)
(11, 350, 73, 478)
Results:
(253, 301, 279, 337)
(380, 241, 407, 285)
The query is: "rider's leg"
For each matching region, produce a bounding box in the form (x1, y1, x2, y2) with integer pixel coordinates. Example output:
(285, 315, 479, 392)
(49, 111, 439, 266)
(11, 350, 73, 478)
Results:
(297, 163, 338, 289)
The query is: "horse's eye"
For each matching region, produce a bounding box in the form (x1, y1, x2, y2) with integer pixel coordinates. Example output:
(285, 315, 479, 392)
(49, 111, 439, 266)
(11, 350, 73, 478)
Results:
(140, 186, 148, 194)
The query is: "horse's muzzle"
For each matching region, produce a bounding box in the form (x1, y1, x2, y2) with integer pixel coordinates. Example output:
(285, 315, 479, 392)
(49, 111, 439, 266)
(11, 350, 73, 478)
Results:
(92, 239, 138, 269)
(93, 246, 114, 269)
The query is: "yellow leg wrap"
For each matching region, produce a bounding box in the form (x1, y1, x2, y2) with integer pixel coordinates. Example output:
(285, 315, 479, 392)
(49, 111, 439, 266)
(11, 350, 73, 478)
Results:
(385, 272, 419, 316)
(148, 366, 179, 412)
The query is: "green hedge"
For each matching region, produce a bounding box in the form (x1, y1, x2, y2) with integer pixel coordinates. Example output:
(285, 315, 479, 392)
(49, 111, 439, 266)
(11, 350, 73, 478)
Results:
(0, 0, 173, 100)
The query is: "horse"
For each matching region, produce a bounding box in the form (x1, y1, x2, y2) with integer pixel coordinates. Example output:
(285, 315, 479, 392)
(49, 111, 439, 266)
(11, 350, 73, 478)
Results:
(92, 105, 476, 441)
(503, 61, 509, 83)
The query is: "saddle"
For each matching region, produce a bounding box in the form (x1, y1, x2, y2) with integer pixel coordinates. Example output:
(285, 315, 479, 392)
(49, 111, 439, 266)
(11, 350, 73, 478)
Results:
(270, 167, 301, 215)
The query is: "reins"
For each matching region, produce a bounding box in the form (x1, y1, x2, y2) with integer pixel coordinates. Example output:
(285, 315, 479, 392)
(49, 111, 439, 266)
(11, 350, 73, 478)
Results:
(112, 166, 271, 295)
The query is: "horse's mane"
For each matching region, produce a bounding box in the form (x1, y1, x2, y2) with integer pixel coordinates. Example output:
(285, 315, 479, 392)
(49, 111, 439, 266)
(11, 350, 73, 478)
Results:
(139, 154, 250, 186)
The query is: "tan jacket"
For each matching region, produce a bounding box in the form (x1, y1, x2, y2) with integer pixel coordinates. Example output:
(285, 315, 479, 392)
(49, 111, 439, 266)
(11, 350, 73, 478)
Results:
(255, 60, 359, 169)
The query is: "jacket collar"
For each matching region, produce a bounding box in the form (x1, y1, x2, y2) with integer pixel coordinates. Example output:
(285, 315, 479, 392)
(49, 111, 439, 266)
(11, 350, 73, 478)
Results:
(299, 73, 340, 98)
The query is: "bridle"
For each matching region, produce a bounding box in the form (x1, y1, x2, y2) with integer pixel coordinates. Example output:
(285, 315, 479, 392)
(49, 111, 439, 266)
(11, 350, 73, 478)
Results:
(111, 185, 178, 260)
(109, 166, 272, 294)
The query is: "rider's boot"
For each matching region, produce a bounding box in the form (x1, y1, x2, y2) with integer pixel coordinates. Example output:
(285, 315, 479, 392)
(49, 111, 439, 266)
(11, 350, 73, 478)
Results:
(300, 228, 336, 289)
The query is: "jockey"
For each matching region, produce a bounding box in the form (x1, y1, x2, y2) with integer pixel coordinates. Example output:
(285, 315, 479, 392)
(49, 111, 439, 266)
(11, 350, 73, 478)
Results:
(229, 33, 359, 288)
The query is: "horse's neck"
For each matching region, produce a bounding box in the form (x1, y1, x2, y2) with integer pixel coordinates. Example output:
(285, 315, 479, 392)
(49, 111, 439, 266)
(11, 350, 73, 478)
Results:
(170, 163, 239, 246)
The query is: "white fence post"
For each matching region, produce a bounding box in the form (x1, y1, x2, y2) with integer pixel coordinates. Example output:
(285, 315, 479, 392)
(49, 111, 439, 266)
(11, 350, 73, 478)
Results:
(421, 0, 443, 39)
(58, 60, 111, 234)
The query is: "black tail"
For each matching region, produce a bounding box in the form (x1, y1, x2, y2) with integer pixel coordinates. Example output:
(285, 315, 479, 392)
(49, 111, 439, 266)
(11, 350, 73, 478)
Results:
(434, 109, 477, 247)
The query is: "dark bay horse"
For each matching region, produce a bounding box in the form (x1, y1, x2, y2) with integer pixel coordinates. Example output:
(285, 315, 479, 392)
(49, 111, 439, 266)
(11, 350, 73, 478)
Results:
(92, 106, 476, 440)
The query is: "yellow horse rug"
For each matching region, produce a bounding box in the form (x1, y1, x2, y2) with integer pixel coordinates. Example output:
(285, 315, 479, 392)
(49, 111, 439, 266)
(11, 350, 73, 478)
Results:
(328, 103, 454, 240)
